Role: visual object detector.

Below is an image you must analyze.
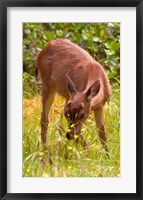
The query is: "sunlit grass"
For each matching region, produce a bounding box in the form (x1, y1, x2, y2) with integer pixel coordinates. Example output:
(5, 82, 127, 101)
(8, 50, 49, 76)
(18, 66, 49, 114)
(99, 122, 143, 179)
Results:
(23, 82, 120, 177)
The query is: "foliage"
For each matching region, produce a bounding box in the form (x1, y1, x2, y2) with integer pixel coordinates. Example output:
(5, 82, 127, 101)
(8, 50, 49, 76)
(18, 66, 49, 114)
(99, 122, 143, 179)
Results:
(23, 83, 120, 177)
(23, 23, 120, 97)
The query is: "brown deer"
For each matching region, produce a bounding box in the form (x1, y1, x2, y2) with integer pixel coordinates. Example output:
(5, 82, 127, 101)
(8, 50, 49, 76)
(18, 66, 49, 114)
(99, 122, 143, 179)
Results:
(37, 39, 111, 153)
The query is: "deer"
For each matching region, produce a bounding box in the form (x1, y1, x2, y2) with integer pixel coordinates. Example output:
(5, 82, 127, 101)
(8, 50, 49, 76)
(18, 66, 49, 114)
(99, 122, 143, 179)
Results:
(37, 39, 111, 154)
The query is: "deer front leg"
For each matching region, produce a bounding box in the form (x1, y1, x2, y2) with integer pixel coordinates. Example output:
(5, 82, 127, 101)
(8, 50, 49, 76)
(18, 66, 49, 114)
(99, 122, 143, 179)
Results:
(41, 85, 55, 143)
(93, 107, 109, 154)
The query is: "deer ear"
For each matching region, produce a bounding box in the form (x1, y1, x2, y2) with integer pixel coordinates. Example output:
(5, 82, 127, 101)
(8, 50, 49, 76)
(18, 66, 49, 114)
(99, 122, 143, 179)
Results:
(66, 74, 78, 96)
(86, 79, 100, 100)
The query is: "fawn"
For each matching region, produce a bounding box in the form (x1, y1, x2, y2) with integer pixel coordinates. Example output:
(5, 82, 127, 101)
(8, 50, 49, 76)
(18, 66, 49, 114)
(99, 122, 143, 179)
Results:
(37, 39, 111, 153)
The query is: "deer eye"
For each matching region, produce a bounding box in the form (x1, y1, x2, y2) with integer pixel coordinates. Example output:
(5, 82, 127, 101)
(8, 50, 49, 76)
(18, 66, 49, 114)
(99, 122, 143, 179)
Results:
(79, 113, 85, 120)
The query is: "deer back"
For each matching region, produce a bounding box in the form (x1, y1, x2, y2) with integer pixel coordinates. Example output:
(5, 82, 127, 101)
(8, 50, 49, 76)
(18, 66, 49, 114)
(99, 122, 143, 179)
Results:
(37, 39, 111, 108)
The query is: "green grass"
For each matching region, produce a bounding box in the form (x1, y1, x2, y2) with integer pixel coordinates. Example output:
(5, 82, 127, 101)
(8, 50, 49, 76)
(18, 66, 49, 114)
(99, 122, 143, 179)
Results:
(23, 82, 120, 177)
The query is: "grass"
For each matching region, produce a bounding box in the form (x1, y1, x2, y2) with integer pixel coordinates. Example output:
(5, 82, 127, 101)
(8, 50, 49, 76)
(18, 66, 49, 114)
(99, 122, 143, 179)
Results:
(23, 82, 120, 177)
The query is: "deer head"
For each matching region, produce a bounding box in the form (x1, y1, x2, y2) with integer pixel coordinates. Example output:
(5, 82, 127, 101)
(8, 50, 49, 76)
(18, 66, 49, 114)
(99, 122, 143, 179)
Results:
(64, 74, 101, 140)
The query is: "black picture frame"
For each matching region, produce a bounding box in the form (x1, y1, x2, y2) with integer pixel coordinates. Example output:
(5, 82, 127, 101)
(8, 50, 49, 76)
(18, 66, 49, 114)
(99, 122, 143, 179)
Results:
(0, 0, 143, 199)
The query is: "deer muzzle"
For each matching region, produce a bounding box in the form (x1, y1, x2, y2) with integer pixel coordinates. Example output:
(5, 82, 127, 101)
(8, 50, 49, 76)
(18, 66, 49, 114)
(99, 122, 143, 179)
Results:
(66, 124, 81, 140)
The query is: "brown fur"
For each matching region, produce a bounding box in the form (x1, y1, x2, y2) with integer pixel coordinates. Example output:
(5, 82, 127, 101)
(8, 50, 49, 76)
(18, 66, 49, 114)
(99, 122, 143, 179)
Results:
(37, 39, 111, 153)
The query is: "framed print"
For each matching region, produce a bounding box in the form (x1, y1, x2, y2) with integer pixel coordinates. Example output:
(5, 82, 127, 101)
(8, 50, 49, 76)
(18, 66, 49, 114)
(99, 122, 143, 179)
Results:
(0, 0, 143, 199)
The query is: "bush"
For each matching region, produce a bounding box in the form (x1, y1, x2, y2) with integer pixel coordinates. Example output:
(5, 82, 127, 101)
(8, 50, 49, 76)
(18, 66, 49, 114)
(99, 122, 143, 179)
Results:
(23, 23, 120, 97)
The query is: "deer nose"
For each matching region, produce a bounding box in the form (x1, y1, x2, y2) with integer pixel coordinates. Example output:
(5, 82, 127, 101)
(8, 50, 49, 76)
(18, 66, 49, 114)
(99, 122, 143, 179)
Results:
(66, 128, 75, 140)
(66, 133, 73, 140)
(66, 124, 78, 140)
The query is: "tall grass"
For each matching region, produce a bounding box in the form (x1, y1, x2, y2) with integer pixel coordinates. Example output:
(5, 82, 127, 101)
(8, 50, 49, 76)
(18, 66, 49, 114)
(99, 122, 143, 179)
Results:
(23, 82, 120, 177)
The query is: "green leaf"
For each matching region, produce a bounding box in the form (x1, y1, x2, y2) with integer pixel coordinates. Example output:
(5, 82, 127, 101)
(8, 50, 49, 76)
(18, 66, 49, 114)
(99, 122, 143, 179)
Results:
(100, 29, 105, 39)
(82, 32, 90, 41)
(31, 31, 37, 39)
(43, 32, 55, 41)
(110, 41, 120, 52)
(24, 29, 31, 35)
(93, 36, 100, 42)
(107, 70, 117, 79)
(56, 30, 63, 37)
(63, 32, 71, 38)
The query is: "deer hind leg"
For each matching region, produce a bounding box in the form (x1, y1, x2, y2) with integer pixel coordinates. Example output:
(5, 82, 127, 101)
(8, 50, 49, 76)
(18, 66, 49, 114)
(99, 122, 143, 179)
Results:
(41, 85, 55, 143)
(93, 107, 109, 154)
